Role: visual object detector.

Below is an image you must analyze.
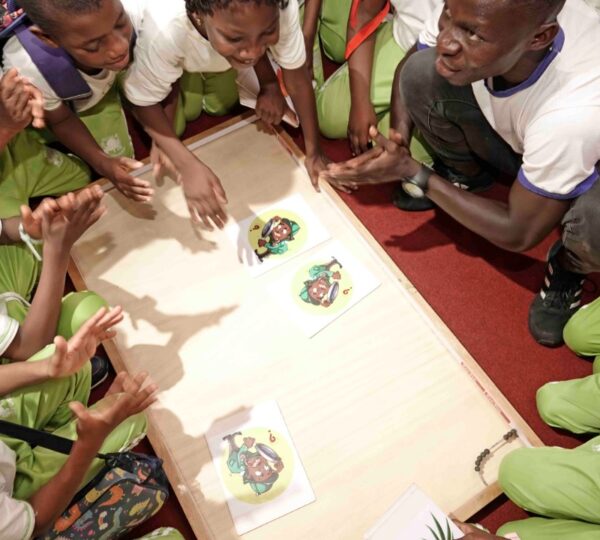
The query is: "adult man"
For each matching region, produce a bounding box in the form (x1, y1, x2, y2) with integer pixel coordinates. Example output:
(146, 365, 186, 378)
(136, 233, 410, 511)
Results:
(322, 0, 600, 347)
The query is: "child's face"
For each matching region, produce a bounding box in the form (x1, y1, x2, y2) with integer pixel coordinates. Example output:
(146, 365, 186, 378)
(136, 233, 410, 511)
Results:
(48, 0, 133, 72)
(199, 2, 280, 69)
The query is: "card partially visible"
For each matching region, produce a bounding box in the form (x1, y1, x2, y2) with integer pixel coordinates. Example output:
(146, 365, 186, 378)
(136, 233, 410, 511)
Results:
(224, 194, 330, 276)
(266, 240, 380, 337)
(206, 401, 315, 535)
(365, 484, 464, 540)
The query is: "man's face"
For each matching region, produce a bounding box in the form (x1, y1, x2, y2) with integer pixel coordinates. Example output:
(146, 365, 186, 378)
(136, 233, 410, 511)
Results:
(50, 0, 133, 72)
(201, 2, 280, 69)
(308, 276, 331, 305)
(435, 0, 538, 85)
(245, 454, 276, 482)
(271, 220, 292, 243)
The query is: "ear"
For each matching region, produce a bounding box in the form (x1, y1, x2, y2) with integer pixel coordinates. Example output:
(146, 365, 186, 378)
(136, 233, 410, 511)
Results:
(529, 21, 559, 52)
(28, 24, 60, 49)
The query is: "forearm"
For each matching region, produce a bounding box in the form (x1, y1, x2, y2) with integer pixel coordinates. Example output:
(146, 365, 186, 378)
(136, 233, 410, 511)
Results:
(0, 360, 49, 395)
(254, 55, 279, 88)
(29, 437, 102, 536)
(348, 35, 376, 109)
(282, 67, 321, 155)
(47, 107, 109, 174)
(302, 0, 322, 47)
(6, 248, 69, 361)
(0, 216, 22, 244)
(162, 81, 180, 129)
(426, 175, 561, 251)
(130, 103, 196, 169)
(390, 43, 417, 135)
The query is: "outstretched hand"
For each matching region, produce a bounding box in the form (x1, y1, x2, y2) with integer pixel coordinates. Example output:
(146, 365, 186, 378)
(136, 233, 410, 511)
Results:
(320, 126, 420, 193)
(304, 151, 330, 193)
(46, 306, 124, 379)
(70, 371, 158, 444)
(102, 156, 153, 202)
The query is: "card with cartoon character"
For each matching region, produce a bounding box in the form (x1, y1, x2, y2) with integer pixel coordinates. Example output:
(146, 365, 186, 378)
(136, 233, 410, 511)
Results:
(267, 241, 381, 337)
(365, 484, 464, 540)
(206, 401, 315, 534)
(224, 194, 330, 276)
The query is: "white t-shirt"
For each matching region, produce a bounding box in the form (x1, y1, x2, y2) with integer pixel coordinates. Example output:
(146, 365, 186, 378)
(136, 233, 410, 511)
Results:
(391, 0, 441, 51)
(0, 441, 35, 540)
(0, 302, 18, 358)
(1, 0, 146, 112)
(123, 0, 306, 106)
(417, 0, 600, 199)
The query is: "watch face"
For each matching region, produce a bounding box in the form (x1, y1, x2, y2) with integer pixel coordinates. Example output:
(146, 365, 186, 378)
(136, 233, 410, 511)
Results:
(402, 181, 425, 198)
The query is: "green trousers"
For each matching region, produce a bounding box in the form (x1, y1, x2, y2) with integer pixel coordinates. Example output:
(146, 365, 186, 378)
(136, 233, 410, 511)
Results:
(136, 528, 185, 540)
(318, 0, 352, 64)
(173, 70, 239, 137)
(496, 299, 600, 539)
(315, 20, 431, 164)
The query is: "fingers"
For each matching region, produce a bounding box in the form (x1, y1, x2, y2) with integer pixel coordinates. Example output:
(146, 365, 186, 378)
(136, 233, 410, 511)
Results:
(25, 83, 45, 129)
(115, 174, 154, 202)
(69, 400, 87, 419)
(117, 157, 145, 172)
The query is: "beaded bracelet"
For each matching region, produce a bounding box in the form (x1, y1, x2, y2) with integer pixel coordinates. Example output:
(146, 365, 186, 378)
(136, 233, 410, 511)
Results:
(475, 428, 518, 485)
(18, 222, 42, 262)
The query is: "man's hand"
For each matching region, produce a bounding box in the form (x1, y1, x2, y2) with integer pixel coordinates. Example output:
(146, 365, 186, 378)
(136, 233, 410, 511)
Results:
(348, 101, 378, 156)
(0, 68, 45, 137)
(99, 156, 153, 202)
(180, 158, 228, 229)
(41, 185, 107, 254)
(70, 371, 158, 445)
(46, 306, 123, 379)
(304, 150, 331, 193)
(454, 521, 511, 539)
(321, 126, 420, 192)
(256, 82, 297, 126)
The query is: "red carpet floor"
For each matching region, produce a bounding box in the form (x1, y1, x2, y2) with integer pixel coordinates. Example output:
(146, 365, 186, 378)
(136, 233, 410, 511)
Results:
(112, 109, 600, 538)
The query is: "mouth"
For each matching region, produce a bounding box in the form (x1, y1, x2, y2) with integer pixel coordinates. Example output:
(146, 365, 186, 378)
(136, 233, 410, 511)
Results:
(435, 56, 461, 78)
(230, 57, 259, 68)
(107, 53, 130, 70)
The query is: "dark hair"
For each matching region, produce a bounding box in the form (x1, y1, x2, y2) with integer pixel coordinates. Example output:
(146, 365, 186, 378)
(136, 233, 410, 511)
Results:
(18, 0, 103, 34)
(186, 0, 289, 17)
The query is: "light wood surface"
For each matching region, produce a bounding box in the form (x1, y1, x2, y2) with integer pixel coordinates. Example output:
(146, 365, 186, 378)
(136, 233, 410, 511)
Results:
(69, 115, 542, 540)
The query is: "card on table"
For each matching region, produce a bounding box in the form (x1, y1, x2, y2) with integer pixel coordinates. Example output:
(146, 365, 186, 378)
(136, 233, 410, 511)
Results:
(224, 194, 330, 277)
(365, 484, 464, 540)
(266, 240, 380, 337)
(206, 401, 315, 535)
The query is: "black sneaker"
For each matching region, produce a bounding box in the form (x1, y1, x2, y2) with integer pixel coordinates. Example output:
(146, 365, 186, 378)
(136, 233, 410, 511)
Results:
(90, 355, 110, 389)
(528, 242, 585, 347)
(392, 161, 494, 212)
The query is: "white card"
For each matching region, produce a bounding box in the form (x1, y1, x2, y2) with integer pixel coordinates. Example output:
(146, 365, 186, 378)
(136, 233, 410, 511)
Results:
(224, 194, 330, 276)
(206, 401, 315, 535)
(266, 240, 380, 337)
(365, 484, 464, 540)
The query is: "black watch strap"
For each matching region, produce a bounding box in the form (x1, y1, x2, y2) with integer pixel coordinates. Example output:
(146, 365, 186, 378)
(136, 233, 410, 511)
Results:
(405, 164, 433, 194)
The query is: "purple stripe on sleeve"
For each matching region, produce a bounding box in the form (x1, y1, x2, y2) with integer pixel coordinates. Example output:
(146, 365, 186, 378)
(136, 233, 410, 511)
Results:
(517, 167, 599, 200)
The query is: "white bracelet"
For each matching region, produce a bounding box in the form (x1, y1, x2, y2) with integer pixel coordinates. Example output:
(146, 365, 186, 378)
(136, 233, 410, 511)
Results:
(18, 222, 42, 261)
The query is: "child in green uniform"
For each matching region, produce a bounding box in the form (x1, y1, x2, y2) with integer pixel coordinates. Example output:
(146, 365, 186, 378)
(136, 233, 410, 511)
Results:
(316, 0, 439, 161)
(455, 299, 600, 540)
(2, 0, 152, 202)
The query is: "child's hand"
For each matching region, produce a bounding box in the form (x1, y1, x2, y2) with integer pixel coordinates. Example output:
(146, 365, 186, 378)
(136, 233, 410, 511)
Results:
(150, 142, 180, 184)
(70, 371, 157, 444)
(180, 158, 228, 229)
(45, 306, 123, 379)
(0, 68, 45, 136)
(348, 100, 378, 156)
(256, 82, 297, 127)
(42, 186, 107, 254)
(101, 156, 154, 202)
(304, 150, 330, 193)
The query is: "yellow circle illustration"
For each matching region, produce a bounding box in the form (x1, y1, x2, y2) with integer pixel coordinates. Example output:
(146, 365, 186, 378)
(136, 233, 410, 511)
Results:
(292, 256, 354, 315)
(248, 210, 306, 263)
(220, 428, 294, 505)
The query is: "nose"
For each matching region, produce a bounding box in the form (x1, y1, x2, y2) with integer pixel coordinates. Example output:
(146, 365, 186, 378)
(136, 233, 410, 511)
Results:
(239, 43, 266, 62)
(106, 32, 129, 61)
(437, 25, 461, 57)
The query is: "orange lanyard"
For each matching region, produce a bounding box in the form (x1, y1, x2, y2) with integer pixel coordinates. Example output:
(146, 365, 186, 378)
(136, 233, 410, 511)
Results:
(344, 0, 391, 60)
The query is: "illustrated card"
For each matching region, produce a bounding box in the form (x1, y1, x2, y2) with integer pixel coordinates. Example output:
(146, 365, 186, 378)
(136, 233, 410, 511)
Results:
(206, 401, 315, 535)
(224, 194, 330, 276)
(365, 484, 464, 540)
(266, 241, 380, 337)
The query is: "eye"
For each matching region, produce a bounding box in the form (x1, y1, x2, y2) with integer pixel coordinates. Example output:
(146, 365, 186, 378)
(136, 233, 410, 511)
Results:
(83, 41, 100, 53)
(225, 35, 243, 43)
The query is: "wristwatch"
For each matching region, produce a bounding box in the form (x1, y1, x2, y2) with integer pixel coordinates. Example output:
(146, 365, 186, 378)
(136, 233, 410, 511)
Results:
(401, 164, 434, 198)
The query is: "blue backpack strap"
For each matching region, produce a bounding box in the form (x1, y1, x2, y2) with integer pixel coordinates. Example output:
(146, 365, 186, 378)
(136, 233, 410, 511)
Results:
(13, 24, 92, 101)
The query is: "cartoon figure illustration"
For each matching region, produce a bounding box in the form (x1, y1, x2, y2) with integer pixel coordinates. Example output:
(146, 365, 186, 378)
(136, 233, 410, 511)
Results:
(223, 432, 284, 496)
(299, 258, 343, 308)
(254, 216, 300, 262)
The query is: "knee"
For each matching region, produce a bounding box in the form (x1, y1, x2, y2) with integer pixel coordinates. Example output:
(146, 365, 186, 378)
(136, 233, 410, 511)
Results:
(58, 291, 108, 340)
(498, 448, 530, 494)
(536, 382, 565, 426)
(563, 305, 596, 355)
(399, 48, 437, 112)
